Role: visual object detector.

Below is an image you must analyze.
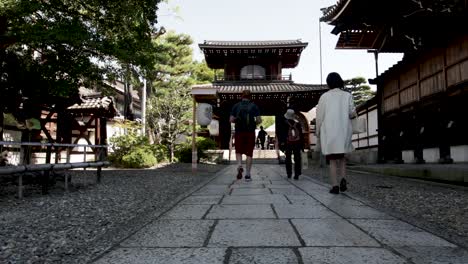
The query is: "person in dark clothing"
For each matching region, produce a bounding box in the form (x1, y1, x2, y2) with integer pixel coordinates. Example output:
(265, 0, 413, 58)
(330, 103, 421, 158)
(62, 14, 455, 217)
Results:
(230, 90, 262, 181)
(279, 109, 304, 180)
(257, 126, 267, 150)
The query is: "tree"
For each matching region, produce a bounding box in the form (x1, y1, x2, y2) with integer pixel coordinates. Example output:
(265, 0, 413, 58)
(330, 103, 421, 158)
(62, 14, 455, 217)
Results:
(344, 77, 375, 106)
(146, 31, 216, 162)
(0, 0, 164, 118)
(260, 116, 275, 129)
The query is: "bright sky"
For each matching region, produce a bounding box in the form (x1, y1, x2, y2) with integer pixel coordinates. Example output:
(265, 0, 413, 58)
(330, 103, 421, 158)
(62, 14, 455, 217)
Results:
(157, 0, 403, 88)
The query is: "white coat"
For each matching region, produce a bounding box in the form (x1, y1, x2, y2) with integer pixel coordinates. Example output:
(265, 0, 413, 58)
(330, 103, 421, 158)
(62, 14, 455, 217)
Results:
(316, 88, 356, 155)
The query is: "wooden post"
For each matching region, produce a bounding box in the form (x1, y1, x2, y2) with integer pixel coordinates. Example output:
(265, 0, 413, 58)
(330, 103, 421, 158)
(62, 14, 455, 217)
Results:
(42, 145, 51, 195)
(83, 146, 87, 171)
(192, 97, 197, 174)
(95, 118, 102, 183)
(18, 174, 23, 199)
(65, 147, 71, 192)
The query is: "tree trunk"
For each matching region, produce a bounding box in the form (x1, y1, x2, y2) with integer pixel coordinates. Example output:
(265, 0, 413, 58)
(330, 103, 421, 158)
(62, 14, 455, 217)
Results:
(169, 143, 174, 163)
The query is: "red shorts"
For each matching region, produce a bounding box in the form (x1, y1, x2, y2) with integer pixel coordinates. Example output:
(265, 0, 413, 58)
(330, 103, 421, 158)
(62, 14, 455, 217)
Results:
(235, 132, 255, 157)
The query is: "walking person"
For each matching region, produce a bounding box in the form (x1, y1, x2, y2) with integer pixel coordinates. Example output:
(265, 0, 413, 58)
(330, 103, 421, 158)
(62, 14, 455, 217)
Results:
(316, 72, 356, 194)
(230, 90, 262, 181)
(257, 126, 267, 150)
(279, 109, 304, 180)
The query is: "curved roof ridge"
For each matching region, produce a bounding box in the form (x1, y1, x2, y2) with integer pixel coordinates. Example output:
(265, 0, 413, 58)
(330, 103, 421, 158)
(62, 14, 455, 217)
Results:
(201, 40, 307, 46)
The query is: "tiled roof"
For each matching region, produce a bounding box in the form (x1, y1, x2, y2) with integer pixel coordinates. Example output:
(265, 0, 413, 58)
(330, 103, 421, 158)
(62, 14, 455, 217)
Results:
(320, 0, 351, 22)
(68, 96, 114, 111)
(200, 40, 307, 47)
(195, 82, 328, 94)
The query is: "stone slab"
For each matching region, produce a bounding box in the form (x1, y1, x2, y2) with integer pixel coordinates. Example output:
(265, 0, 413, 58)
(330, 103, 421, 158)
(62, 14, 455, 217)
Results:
(160, 204, 212, 219)
(299, 247, 407, 264)
(309, 193, 365, 206)
(273, 204, 341, 219)
(180, 195, 223, 205)
(210, 178, 236, 184)
(350, 219, 457, 247)
(221, 194, 290, 204)
(269, 180, 291, 185)
(192, 186, 231, 196)
(285, 195, 321, 205)
(121, 220, 214, 247)
(231, 188, 271, 195)
(208, 220, 301, 247)
(265, 184, 298, 189)
(230, 183, 265, 189)
(292, 219, 380, 247)
(270, 188, 306, 195)
(393, 246, 468, 264)
(235, 180, 271, 185)
(95, 248, 226, 264)
(206, 204, 275, 219)
(229, 248, 298, 264)
(297, 183, 330, 192)
(328, 205, 395, 219)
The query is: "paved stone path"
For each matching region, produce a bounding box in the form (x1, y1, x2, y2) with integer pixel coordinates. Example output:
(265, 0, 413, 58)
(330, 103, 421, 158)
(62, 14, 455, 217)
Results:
(94, 164, 468, 264)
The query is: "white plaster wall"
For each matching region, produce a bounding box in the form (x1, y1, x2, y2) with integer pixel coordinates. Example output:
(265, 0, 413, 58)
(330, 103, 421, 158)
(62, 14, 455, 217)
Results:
(423, 148, 440, 163)
(450, 145, 468, 162)
(368, 109, 378, 136)
(402, 150, 415, 163)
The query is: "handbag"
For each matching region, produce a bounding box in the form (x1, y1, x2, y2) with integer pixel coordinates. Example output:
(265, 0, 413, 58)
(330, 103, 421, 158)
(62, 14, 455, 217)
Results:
(352, 117, 366, 134)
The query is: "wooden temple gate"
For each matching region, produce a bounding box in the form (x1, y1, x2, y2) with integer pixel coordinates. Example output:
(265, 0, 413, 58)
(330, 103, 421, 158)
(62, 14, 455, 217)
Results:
(191, 40, 328, 167)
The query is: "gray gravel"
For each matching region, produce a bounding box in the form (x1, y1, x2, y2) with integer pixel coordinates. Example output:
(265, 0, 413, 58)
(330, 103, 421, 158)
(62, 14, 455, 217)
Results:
(303, 165, 468, 249)
(0, 163, 226, 264)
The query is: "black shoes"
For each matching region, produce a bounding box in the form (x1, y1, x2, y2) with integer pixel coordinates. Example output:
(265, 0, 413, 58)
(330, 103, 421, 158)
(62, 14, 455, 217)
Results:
(293, 175, 299, 180)
(237, 167, 243, 179)
(245, 174, 252, 181)
(329, 179, 348, 194)
(329, 186, 339, 194)
(340, 178, 348, 192)
(287, 174, 292, 179)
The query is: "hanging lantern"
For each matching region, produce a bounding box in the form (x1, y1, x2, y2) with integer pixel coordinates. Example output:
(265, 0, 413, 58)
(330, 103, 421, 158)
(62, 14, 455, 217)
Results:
(197, 103, 212, 126)
(208, 119, 219, 136)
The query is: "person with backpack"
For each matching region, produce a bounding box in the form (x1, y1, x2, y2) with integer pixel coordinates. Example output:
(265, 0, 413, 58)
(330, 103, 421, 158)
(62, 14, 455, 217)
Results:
(230, 90, 262, 181)
(316, 72, 357, 194)
(280, 109, 304, 180)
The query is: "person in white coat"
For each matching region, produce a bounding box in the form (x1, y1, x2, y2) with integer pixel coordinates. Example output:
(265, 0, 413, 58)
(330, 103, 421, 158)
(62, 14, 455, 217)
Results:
(316, 72, 357, 194)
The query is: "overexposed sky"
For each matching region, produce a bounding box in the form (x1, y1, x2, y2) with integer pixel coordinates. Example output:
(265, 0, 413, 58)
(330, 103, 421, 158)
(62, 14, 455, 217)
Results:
(157, 0, 403, 88)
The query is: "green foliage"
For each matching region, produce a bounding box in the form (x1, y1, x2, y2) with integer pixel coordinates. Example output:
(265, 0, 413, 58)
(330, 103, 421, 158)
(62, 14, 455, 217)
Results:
(146, 32, 218, 162)
(174, 137, 217, 163)
(1, 0, 163, 114)
(191, 60, 217, 84)
(260, 116, 275, 129)
(344, 77, 376, 106)
(108, 123, 167, 168)
(121, 146, 157, 168)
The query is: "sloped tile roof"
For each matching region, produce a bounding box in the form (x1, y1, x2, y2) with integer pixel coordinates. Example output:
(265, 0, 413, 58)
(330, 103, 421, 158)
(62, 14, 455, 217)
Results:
(200, 40, 307, 48)
(215, 82, 327, 94)
(68, 96, 114, 111)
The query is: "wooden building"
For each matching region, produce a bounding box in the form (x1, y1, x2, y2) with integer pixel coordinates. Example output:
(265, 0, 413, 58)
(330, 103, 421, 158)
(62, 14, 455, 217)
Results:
(321, 0, 468, 163)
(192, 40, 328, 150)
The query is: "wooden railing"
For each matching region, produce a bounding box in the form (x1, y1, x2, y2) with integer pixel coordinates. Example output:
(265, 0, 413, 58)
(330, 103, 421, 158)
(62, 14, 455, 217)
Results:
(0, 141, 109, 198)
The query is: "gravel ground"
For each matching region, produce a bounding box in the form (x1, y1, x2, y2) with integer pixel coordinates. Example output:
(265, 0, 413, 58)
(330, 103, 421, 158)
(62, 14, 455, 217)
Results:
(0, 163, 226, 264)
(303, 165, 468, 249)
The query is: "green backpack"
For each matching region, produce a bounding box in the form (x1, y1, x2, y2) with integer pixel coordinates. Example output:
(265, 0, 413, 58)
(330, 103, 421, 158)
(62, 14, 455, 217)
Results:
(236, 102, 255, 130)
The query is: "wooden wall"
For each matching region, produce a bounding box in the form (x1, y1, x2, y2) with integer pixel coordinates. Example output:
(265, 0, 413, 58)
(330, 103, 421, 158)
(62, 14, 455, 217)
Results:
(381, 35, 468, 114)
